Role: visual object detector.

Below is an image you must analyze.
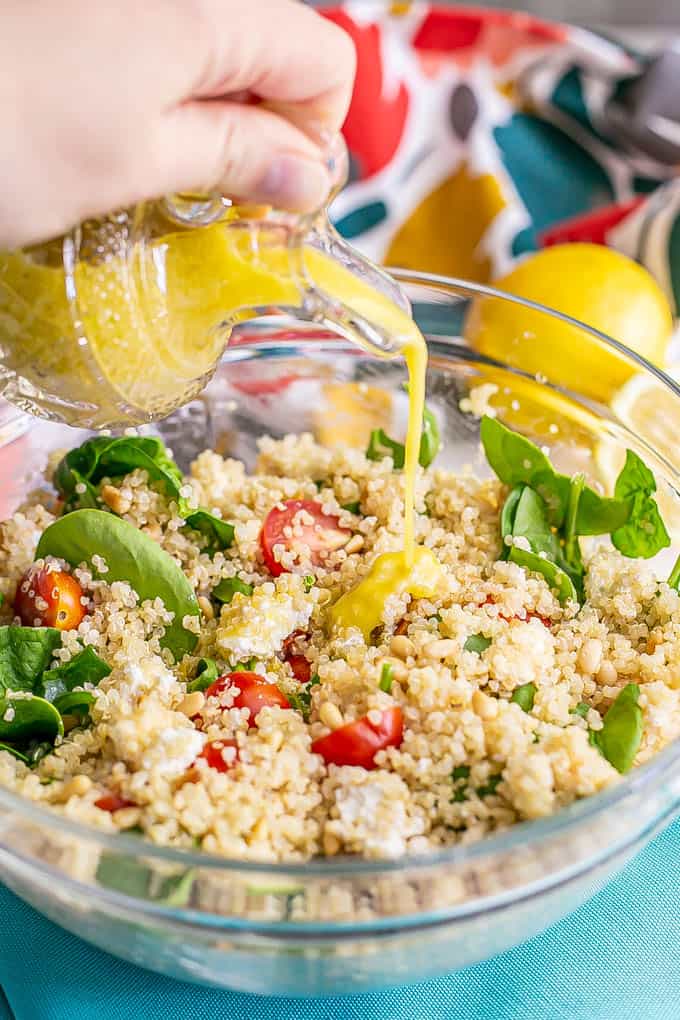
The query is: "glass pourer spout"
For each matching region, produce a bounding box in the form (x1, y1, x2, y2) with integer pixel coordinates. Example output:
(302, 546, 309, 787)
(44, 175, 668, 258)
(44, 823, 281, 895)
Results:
(0, 136, 412, 428)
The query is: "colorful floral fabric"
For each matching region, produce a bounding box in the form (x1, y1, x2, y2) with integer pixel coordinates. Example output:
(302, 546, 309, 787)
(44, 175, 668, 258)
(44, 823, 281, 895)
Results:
(325, 3, 680, 315)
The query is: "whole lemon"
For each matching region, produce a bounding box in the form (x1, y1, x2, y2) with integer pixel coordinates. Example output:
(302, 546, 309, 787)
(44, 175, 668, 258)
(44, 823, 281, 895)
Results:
(466, 243, 674, 404)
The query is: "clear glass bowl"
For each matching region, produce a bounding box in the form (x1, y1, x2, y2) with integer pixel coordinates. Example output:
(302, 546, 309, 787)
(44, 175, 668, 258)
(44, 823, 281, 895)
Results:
(0, 271, 679, 996)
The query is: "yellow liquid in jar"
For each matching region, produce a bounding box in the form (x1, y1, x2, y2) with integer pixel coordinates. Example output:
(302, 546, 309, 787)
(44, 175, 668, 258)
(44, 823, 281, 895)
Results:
(0, 215, 441, 625)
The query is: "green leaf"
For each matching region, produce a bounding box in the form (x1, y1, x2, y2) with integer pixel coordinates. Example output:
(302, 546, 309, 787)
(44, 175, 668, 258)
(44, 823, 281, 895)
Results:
(379, 662, 394, 693)
(612, 491, 670, 559)
(0, 695, 63, 745)
(511, 682, 536, 712)
(366, 429, 405, 469)
(341, 501, 361, 515)
(574, 486, 631, 535)
(511, 486, 562, 561)
(611, 451, 669, 559)
(212, 577, 253, 605)
(36, 510, 199, 660)
(39, 646, 111, 702)
(509, 546, 578, 604)
(614, 450, 656, 501)
(463, 633, 492, 654)
(182, 510, 234, 554)
(589, 683, 643, 774)
(52, 689, 95, 720)
(0, 627, 62, 696)
(55, 436, 183, 510)
(303, 575, 315, 593)
(96, 854, 153, 899)
(480, 416, 555, 493)
(419, 404, 440, 468)
(668, 553, 680, 591)
(450, 764, 470, 803)
(231, 657, 258, 673)
(187, 658, 220, 693)
(157, 869, 195, 907)
(499, 485, 523, 560)
(451, 765, 470, 781)
(572, 701, 590, 718)
(476, 773, 502, 798)
(0, 742, 29, 763)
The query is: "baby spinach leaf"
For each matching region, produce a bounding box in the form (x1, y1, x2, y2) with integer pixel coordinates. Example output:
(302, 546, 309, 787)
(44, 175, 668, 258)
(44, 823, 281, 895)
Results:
(303, 575, 315, 593)
(379, 662, 394, 693)
(187, 658, 220, 693)
(342, 501, 361, 515)
(612, 492, 670, 559)
(511, 682, 536, 712)
(157, 869, 196, 907)
(668, 553, 680, 591)
(574, 486, 631, 536)
(480, 416, 554, 493)
(499, 485, 523, 560)
(183, 509, 234, 553)
(450, 764, 470, 803)
(452, 765, 470, 781)
(212, 578, 253, 605)
(36, 510, 199, 660)
(511, 486, 561, 561)
(0, 627, 62, 695)
(0, 695, 63, 745)
(589, 683, 643, 774)
(572, 701, 590, 718)
(96, 854, 153, 899)
(611, 451, 669, 559)
(52, 689, 95, 720)
(419, 404, 440, 468)
(0, 742, 29, 763)
(55, 436, 183, 510)
(463, 633, 492, 654)
(366, 429, 405, 469)
(39, 646, 111, 702)
(509, 547, 578, 604)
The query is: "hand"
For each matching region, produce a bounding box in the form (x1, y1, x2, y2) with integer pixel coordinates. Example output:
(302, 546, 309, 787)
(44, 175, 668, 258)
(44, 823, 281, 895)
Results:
(0, 0, 356, 247)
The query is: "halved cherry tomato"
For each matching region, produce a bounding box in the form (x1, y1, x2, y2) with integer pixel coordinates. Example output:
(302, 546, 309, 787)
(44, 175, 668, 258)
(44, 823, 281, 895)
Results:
(482, 596, 551, 629)
(95, 793, 136, 813)
(197, 739, 239, 773)
(14, 564, 86, 630)
(206, 672, 291, 723)
(259, 499, 351, 577)
(312, 707, 404, 770)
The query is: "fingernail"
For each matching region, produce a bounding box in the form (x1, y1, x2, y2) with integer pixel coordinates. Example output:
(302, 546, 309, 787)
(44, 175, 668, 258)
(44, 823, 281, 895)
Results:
(256, 154, 330, 213)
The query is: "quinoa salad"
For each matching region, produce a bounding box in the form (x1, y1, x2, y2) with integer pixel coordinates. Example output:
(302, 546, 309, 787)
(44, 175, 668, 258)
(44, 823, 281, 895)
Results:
(1, 413, 680, 863)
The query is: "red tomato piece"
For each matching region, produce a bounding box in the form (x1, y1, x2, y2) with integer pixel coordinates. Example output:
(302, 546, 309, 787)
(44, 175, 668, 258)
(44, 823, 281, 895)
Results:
(95, 793, 136, 813)
(286, 653, 311, 684)
(14, 564, 86, 630)
(312, 707, 404, 770)
(482, 595, 551, 629)
(259, 499, 351, 577)
(197, 739, 239, 773)
(206, 672, 291, 723)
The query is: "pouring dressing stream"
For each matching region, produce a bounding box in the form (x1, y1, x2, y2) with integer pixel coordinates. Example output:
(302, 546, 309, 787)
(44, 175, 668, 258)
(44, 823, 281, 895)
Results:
(0, 140, 443, 629)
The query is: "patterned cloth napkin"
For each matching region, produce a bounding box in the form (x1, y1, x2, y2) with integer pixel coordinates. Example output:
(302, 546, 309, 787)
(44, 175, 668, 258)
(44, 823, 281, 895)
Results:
(327, 3, 680, 316)
(2, 5, 680, 1017)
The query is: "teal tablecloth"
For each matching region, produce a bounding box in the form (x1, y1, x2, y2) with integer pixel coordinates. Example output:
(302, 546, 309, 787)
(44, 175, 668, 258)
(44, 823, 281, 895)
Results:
(1, 818, 678, 1020)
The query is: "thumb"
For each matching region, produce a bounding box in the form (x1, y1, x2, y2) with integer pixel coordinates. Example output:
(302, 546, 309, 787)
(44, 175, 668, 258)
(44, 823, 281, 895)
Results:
(156, 100, 333, 213)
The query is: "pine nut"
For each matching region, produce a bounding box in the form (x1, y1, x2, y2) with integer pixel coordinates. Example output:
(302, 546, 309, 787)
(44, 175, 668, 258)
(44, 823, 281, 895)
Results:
(113, 806, 142, 829)
(323, 831, 341, 856)
(390, 635, 415, 659)
(423, 638, 457, 660)
(198, 595, 214, 620)
(472, 689, 498, 719)
(317, 589, 332, 606)
(344, 534, 364, 554)
(577, 639, 602, 675)
(596, 660, 617, 685)
(100, 484, 131, 515)
(178, 691, 205, 717)
(62, 774, 92, 798)
(319, 701, 344, 730)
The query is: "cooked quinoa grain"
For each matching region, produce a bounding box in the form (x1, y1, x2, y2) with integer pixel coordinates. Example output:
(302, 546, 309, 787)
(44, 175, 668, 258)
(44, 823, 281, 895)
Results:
(1, 432, 679, 862)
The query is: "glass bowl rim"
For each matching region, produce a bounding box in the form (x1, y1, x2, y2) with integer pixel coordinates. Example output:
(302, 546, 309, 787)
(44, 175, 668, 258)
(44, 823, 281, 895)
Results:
(1, 267, 679, 880)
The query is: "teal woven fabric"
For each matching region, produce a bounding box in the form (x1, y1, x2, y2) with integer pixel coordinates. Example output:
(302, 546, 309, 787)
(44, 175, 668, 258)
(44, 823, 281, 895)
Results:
(1, 819, 679, 1019)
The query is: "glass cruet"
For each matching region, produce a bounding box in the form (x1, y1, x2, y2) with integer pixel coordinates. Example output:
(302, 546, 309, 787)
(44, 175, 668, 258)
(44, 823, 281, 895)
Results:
(0, 138, 410, 429)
